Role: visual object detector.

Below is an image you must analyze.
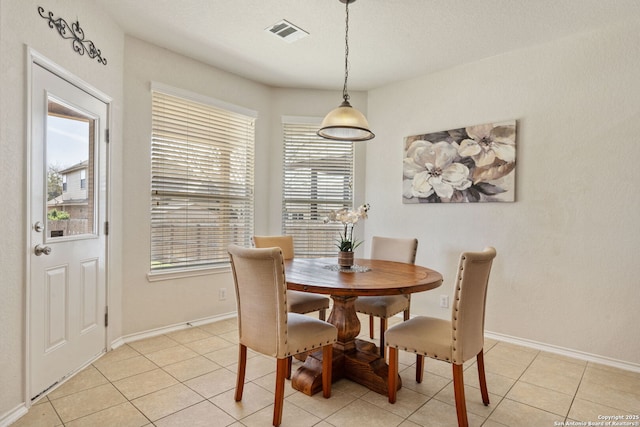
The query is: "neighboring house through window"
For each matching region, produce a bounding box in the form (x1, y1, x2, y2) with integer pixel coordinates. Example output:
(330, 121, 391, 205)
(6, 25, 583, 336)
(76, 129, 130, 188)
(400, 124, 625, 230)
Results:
(47, 160, 89, 224)
(282, 117, 355, 257)
(150, 83, 256, 272)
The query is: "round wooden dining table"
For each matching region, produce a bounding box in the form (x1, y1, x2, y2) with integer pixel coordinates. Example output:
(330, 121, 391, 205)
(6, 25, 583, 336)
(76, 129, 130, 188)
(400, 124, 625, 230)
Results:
(284, 257, 443, 396)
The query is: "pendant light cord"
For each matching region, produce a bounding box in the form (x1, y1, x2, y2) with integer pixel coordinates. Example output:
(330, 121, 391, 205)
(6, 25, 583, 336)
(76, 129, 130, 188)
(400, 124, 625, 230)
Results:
(343, 0, 350, 102)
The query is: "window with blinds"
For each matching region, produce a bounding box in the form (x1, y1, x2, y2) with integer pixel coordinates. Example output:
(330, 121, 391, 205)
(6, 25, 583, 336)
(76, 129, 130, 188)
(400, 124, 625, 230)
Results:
(282, 119, 354, 257)
(151, 88, 255, 271)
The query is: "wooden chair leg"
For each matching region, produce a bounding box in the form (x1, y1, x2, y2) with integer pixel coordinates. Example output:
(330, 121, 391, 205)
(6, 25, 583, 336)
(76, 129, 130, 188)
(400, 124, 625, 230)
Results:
(403, 308, 410, 321)
(369, 315, 374, 338)
(322, 344, 333, 398)
(452, 364, 468, 427)
(477, 350, 490, 405)
(235, 344, 247, 401)
(319, 308, 326, 321)
(388, 346, 398, 403)
(274, 358, 288, 426)
(416, 354, 424, 383)
(379, 317, 388, 358)
(286, 356, 292, 380)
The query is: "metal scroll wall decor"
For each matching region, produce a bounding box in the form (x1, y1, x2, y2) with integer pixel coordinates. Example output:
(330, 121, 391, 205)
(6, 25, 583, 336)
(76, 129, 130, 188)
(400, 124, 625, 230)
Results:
(37, 6, 107, 65)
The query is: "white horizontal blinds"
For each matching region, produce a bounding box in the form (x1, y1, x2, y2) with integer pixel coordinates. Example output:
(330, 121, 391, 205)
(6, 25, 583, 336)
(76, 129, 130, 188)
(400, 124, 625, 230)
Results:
(151, 90, 255, 271)
(282, 121, 354, 257)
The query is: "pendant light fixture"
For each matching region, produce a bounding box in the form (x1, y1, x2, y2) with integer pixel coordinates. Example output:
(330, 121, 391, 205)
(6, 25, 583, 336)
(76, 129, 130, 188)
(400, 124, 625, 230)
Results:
(317, 0, 375, 141)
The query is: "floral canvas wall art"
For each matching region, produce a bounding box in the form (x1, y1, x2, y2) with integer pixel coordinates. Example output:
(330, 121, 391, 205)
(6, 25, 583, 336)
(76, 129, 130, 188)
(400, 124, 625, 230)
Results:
(402, 120, 516, 203)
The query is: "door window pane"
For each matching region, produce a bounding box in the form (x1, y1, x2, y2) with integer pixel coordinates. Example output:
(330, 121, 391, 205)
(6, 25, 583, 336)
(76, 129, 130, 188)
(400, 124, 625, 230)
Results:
(46, 98, 96, 239)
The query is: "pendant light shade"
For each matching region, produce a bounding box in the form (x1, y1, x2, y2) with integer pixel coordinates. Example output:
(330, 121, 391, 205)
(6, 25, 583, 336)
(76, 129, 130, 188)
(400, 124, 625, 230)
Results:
(318, 99, 374, 141)
(317, 0, 374, 141)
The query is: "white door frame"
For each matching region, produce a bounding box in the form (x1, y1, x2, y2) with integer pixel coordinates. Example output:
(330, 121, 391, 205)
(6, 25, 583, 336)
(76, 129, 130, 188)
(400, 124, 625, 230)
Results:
(25, 48, 112, 405)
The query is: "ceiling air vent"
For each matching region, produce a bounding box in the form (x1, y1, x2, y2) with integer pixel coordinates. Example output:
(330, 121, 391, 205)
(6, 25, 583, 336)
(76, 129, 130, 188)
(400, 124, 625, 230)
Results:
(265, 19, 309, 43)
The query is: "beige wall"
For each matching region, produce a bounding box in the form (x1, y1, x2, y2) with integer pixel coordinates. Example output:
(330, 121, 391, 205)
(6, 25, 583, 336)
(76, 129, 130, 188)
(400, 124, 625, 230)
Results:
(120, 36, 268, 334)
(2, 0, 639, 422)
(365, 19, 640, 365)
(0, 0, 124, 418)
(119, 37, 367, 335)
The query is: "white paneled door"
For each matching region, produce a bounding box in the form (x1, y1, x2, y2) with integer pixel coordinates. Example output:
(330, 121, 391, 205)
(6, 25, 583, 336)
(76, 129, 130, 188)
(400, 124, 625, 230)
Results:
(29, 60, 109, 399)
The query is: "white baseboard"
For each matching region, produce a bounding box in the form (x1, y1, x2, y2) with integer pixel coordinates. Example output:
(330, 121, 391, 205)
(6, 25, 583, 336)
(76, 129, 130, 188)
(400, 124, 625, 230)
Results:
(4, 312, 238, 427)
(0, 404, 27, 427)
(119, 311, 237, 345)
(7, 313, 638, 426)
(485, 330, 640, 374)
(110, 336, 125, 350)
(396, 313, 640, 374)
(118, 312, 640, 375)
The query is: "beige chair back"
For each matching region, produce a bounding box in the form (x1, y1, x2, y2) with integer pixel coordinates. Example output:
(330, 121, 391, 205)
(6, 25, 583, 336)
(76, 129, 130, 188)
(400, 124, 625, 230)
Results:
(371, 236, 418, 264)
(451, 247, 497, 364)
(253, 235, 294, 260)
(228, 244, 288, 358)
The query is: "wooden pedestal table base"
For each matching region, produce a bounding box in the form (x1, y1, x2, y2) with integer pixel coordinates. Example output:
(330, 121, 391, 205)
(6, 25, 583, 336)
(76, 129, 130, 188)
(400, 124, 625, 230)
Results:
(284, 257, 443, 397)
(291, 295, 401, 396)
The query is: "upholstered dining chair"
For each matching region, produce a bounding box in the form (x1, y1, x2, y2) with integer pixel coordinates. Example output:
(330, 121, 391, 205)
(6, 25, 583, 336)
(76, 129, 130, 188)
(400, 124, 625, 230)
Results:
(253, 235, 331, 321)
(386, 247, 497, 427)
(354, 236, 418, 357)
(228, 244, 337, 427)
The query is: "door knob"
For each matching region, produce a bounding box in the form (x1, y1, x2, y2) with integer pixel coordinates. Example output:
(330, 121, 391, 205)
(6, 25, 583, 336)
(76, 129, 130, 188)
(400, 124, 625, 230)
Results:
(34, 245, 52, 256)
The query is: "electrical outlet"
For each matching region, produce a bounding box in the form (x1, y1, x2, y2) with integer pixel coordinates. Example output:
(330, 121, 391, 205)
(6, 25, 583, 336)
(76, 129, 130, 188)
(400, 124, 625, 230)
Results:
(219, 288, 227, 301)
(439, 295, 449, 308)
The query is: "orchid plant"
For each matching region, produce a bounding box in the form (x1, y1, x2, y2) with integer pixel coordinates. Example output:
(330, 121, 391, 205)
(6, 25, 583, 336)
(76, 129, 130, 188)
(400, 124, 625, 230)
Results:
(323, 203, 370, 252)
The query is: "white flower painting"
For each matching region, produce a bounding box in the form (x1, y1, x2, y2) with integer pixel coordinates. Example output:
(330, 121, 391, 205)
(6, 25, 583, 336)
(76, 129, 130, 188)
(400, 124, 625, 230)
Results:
(403, 120, 516, 203)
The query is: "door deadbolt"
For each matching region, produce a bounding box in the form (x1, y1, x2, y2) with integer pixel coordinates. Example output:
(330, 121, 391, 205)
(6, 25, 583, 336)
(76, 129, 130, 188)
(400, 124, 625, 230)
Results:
(34, 245, 52, 256)
(34, 221, 44, 232)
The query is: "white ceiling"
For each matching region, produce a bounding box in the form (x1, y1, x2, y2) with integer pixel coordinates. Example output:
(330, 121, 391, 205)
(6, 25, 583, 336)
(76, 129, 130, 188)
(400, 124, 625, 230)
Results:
(96, 0, 639, 91)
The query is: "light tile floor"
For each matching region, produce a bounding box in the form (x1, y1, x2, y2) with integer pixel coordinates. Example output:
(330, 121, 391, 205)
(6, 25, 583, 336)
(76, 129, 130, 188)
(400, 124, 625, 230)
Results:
(15, 315, 640, 426)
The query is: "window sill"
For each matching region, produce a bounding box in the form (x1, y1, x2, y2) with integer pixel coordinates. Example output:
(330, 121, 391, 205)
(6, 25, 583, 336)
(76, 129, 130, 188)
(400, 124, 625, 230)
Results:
(147, 264, 231, 282)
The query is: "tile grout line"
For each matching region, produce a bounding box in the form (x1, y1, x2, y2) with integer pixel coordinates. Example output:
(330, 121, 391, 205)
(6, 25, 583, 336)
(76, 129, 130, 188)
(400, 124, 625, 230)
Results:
(493, 347, 589, 424)
(480, 344, 540, 424)
(22, 323, 640, 427)
(563, 361, 588, 424)
(142, 331, 242, 424)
